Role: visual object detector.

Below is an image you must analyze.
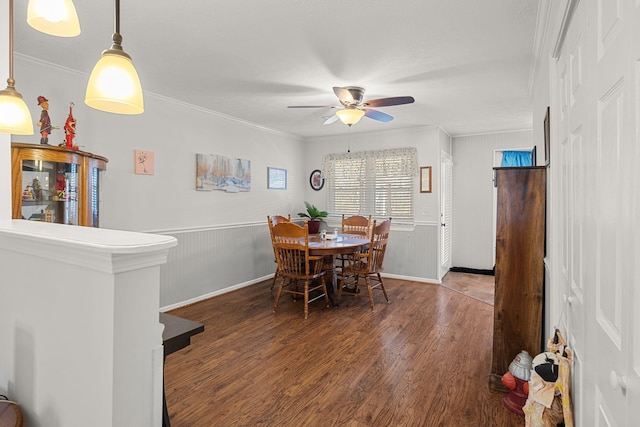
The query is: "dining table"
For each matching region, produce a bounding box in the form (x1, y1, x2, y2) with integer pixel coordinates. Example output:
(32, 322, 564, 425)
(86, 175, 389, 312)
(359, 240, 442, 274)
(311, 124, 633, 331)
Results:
(307, 233, 370, 305)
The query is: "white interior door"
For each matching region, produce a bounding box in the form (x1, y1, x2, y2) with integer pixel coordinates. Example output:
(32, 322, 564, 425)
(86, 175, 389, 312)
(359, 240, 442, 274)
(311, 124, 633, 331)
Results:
(555, 1, 588, 423)
(592, 0, 638, 424)
(439, 152, 452, 279)
(555, 0, 639, 424)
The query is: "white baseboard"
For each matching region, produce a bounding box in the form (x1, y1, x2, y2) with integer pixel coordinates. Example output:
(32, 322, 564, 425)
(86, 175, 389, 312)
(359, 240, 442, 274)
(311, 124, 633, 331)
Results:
(160, 274, 273, 312)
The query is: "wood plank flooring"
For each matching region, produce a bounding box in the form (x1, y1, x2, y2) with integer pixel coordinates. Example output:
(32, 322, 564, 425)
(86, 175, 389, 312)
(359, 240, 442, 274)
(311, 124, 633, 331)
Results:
(164, 273, 522, 426)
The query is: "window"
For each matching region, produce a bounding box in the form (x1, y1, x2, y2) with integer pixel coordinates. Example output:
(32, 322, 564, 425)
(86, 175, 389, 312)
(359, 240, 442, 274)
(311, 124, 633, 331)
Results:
(322, 148, 418, 222)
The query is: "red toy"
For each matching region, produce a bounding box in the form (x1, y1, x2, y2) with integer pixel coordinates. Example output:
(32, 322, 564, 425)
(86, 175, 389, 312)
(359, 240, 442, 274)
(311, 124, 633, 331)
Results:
(56, 171, 66, 199)
(64, 102, 77, 149)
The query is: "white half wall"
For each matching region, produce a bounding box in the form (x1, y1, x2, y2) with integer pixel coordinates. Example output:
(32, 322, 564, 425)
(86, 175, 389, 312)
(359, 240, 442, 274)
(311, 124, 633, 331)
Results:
(0, 220, 176, 427)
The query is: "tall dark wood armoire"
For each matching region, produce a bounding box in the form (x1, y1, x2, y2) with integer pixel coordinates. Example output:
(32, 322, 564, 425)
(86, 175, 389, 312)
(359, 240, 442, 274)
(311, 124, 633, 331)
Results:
(488, 166, 546, 390)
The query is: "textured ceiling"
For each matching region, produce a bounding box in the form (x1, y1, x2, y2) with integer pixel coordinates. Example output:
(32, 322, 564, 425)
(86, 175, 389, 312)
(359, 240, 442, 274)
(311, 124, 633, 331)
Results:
(13, 0, 539, 138)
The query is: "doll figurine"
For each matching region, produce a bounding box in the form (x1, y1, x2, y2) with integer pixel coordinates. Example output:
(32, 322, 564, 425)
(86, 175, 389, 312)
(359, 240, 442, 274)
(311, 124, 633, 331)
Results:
(64, 102, 77, 149)
(37, 96, 59, 145)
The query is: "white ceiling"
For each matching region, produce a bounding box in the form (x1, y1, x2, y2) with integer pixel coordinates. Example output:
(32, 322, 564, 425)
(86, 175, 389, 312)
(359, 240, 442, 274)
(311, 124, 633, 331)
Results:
(13, 0, 540, 138)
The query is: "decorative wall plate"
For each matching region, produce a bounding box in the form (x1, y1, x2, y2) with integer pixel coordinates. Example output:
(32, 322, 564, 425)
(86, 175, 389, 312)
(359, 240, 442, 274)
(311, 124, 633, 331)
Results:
(310, 169, 324, 191)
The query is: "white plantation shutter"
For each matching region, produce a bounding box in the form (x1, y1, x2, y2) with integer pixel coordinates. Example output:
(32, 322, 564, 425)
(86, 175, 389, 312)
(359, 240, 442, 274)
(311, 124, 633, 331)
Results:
(323, 148, 417, 222)
(441, 156, 452, 266)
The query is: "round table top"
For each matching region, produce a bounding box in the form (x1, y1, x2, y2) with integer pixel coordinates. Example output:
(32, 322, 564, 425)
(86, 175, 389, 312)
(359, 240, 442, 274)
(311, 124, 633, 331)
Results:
(308, 233, 370, 256)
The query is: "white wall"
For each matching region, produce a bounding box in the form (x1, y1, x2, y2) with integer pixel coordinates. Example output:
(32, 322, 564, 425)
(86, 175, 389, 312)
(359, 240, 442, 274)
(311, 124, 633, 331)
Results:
(304, 125, 447, 224)
(10, 57, 452, 310)
(1, 0, 11, 220)
(13, 55, 306, 232)
(304, 125, 450, 281)
(451, 129, 535, 270)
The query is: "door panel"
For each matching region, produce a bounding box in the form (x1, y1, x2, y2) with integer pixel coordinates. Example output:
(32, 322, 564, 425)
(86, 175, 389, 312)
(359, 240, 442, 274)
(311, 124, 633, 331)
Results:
(583, 0, 637, 424)
(553, 0, 639, 423)
(557, 1, 588, 423)
(439, 152, 452, 279)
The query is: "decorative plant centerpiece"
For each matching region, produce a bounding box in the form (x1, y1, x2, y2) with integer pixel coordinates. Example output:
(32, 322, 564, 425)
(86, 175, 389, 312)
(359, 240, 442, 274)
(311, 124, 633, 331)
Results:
(298, 201, 328, 234)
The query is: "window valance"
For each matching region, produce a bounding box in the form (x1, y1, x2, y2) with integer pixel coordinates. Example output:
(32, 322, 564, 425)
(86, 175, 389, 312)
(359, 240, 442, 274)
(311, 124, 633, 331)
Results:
(322, 147, 418, 177)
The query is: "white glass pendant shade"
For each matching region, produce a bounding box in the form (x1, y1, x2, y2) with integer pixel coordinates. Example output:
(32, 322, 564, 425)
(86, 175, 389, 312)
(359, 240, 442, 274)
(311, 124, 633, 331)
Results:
(85, 51, 144, 115)
(336, 108, 365, 125)
(0, 85, 34, 135)
(27, 0, 81, 37)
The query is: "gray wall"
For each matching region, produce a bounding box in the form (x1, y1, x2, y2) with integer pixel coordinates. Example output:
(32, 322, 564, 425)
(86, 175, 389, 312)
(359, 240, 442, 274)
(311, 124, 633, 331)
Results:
(451, 130, 535, 270)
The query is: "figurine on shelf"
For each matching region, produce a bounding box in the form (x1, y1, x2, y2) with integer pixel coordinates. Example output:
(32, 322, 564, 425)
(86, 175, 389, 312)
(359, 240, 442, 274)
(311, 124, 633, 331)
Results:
(37, 96, 59, 145)
(56, 171, 66, 200)
(22, 185, 34, 200)
(32, 177, 42, 200)
(63, 102, 77, 149)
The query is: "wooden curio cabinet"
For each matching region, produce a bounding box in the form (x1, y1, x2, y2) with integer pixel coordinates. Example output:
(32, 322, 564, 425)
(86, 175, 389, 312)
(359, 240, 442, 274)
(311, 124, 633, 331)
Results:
(11, 142, 108, 227)
(489, 166, 546, 390)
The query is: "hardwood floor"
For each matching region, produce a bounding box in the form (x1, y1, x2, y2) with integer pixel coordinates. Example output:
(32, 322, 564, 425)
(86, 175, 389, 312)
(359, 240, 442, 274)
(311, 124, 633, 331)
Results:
(164, 273, 522, 426)
(439, 271, 495, 306)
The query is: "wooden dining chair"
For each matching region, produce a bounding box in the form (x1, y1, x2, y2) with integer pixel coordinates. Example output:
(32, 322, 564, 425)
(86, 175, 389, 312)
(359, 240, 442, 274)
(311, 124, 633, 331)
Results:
(267, 215, 291, 290)
(336, 214, 372, 277)
(272, 221, 329, 319)
(338, 218, 391, 310)
(270, 214, 291, 225)
(341, 214, 372, 236)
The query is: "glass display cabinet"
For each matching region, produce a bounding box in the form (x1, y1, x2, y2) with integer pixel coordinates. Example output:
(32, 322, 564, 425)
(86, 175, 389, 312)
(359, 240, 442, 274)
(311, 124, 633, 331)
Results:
(11, 142, 108, 227)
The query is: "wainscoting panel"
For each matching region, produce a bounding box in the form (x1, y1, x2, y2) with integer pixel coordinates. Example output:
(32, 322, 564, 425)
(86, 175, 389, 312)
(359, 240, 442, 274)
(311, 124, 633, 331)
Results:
(158, 223, 274, 308)
(157, 221, 440, 309)
(385, 222, 438, 280)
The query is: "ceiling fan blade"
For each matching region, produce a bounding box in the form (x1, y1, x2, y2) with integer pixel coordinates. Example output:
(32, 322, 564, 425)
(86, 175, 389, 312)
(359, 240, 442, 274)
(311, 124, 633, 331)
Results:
(365, 109, 394, 122)
(364, 96, 415, 108)
(322, 114, 340, 125)
(287, 105, 336, 108)
(333, 87, 355, 105)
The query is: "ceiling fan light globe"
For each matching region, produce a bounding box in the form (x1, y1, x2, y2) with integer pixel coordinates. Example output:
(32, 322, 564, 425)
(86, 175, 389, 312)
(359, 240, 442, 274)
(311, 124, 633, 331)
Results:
(336, 108, 365, 126)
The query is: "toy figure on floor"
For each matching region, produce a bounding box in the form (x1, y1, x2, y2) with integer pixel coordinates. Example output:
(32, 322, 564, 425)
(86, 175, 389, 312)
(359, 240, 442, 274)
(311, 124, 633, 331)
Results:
(63, 102, 77, 149)
(37, 96, 59, 145)
(523, 329, 574, 427)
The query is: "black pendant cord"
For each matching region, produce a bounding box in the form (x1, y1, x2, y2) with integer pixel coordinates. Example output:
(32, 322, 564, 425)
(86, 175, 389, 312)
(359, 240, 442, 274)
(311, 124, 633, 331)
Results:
(8, 0, 14, 85)
(108, 0, 128, 57)
(115, 0, 120, 34)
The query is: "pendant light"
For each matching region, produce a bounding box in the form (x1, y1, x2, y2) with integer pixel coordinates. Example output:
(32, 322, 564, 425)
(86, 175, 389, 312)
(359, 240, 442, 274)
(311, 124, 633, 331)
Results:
(0, 0, 34, 135)
(336, 108, 365, 126)
(85, 0, 144, 114)
(27, 0, 81, 37)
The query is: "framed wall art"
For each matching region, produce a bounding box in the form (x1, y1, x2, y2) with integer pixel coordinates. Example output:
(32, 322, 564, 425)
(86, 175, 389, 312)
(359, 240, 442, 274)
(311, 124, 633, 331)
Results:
(420, 166, 432, 193)
(268, 167, 287, 190)
(309, 169, 324, 191)
(195, 153, 251, 192)
(135, 150, 154, 175)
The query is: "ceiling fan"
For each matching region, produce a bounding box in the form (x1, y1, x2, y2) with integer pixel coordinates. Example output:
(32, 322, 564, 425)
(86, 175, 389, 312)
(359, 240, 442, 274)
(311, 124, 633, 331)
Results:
(288, 86, 415, 126)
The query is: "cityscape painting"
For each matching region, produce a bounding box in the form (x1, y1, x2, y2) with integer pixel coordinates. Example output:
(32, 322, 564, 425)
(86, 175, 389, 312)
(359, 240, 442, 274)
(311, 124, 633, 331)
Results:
(196, 153, 251, 192)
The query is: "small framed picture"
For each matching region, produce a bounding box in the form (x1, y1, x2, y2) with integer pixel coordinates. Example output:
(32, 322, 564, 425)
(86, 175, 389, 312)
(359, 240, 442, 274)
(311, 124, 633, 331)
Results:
(267, 167, 287, 190)
(135, 150, 154, 175)
(420, 166, 432, 193)
(310, 169, 324, 191)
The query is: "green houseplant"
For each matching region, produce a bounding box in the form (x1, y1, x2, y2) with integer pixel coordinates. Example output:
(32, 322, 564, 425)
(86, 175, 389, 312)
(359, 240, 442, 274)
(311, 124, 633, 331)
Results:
(298, 202, 327, 234)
